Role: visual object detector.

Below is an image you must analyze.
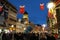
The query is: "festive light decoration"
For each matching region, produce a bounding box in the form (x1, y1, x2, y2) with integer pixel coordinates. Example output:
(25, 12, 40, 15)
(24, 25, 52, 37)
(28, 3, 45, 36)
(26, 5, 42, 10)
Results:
(47, 2, 55, 9)
(47, 2, 55, 18)
(40, 3, 44, 10)
(48, 10, 53, 18)
(19, 5, 25, 14)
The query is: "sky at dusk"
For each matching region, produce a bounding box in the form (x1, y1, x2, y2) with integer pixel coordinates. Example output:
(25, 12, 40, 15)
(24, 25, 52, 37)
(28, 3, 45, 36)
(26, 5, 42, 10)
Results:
(8, 0, 50, 25)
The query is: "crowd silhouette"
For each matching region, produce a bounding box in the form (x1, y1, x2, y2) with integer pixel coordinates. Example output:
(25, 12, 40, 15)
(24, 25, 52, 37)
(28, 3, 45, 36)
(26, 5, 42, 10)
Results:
(1, 32, 56, 40)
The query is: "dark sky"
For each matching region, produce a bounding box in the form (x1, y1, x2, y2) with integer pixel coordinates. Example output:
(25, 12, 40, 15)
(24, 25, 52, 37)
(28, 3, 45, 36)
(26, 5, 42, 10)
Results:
(8, 0, 50, 25)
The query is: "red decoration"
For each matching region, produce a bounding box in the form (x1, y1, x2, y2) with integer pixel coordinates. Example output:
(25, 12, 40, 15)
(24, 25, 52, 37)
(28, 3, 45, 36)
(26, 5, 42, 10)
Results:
(19, 5, 25, 14)
(54, 34, 58, 39)
(40, 3, 44, 10)
(55, 0, 60, 4)
(48, 11, 51, 18)
(48, 11, 53, 18)
(0, 6, 3, 12)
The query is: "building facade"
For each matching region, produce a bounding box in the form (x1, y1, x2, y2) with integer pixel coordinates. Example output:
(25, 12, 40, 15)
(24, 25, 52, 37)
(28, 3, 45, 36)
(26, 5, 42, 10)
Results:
(0, 0, 17, 27)
(56, 3, 60, 38)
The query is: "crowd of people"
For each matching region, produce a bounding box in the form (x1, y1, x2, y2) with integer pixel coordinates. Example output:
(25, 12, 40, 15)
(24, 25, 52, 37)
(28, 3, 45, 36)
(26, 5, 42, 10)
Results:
(0, 1, 58, 40)
(0, 32, 57, 40)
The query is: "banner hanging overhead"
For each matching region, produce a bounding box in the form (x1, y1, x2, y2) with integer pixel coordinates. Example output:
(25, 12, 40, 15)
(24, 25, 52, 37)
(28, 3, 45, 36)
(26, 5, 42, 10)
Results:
(19, 5, 25, 14)
(8, 0, 50, 24)
(40, 3, 44, 10)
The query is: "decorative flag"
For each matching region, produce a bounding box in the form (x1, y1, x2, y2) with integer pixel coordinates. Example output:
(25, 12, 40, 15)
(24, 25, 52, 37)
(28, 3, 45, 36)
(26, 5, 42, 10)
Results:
(40, 3, 44, 10)
(16, 0, 50, 24)
(19, 5, 25, 14)
(0, 6, 3, 12)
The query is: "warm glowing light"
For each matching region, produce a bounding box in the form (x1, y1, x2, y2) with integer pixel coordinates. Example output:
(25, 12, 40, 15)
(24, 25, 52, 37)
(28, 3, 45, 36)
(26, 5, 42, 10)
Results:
(4, 29, 10, 33)
(42, 27, 44, 31)
(18, 19, 21, 22)
(47, 2, 55, 9)
(24, 28, 26, 30)
(42, 24, 46, 27)
(23, 15, 28, 18)
(49, 9, 54, 14)
(0, 29, 2, 33)
(11, 25, 14, 28)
